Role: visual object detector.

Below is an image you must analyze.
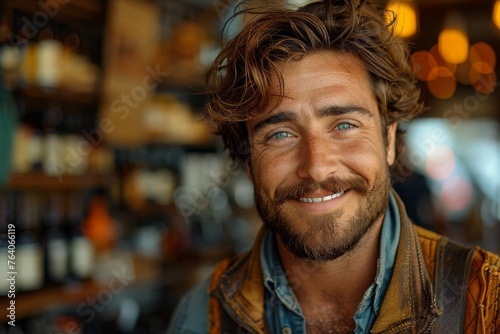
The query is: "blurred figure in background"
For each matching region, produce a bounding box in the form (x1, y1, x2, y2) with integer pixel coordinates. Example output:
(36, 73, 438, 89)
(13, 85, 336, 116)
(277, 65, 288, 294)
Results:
(393, 170, 436, 231)
(391, 146, 440, 233)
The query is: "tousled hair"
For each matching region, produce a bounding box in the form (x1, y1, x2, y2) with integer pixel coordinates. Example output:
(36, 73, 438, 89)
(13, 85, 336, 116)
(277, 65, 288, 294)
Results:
(205, 0, 423, 163)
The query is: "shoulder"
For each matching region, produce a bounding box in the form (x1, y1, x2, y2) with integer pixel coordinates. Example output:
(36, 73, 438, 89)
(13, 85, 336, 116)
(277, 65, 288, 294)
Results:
(471, 246, 500, 268)
(467, 245, 500, 296)
(467, 245, 500, 290)
(413, 225, 500, 332)
(464, 246, 500, 333)
(166, 276, 212, 334)
(414, 224, 500, 275)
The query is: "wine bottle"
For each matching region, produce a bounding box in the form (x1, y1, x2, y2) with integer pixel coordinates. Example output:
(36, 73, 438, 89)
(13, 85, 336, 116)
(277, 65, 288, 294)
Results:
(67, 192, 94, 280)
(42, 192, 69, 285)
(16, 191, 44, 291)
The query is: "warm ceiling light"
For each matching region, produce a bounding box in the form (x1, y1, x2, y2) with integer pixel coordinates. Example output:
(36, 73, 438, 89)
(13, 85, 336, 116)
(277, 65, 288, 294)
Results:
(438, 12, 469, 64)
(386, 0, 418, 38)
(439, 29, 468, 64)
(494, 0, 500, 30)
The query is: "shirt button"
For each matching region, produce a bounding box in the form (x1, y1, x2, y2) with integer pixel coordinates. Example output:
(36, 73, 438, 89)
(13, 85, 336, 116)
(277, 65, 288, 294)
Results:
(282, 327, 292, 334)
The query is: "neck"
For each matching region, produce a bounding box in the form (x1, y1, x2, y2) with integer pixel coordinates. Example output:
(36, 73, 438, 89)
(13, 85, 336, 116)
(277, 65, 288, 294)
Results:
(277, 216, 384, 309)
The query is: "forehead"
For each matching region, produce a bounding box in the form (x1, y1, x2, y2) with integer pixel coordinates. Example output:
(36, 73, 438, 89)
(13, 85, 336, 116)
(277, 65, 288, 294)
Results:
(255, 51, 377, 119)
(277, 51, 370, 86)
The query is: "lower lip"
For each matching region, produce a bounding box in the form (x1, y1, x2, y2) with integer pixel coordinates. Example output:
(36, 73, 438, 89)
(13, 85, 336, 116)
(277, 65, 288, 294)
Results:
(292, 190, 349, 214)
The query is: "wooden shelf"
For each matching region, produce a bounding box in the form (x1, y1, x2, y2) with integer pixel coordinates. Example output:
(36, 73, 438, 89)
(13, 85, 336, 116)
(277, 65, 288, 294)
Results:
(6, 173, 113, 190)
(12, 86, 99, 105)
(0, 258, 200, 322)
(7, 0, 105, 24)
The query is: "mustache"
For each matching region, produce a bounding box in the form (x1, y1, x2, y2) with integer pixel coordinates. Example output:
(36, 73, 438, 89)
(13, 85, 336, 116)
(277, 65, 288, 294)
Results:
(274, 175, 370, 205)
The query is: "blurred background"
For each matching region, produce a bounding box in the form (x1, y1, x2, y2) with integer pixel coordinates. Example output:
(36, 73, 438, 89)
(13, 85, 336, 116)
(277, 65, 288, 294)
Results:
(0, 0, 498, 333)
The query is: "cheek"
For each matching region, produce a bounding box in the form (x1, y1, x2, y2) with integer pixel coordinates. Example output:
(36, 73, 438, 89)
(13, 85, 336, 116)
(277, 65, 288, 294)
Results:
(340, 140, 387, 179)
(250, 149, 295, 194)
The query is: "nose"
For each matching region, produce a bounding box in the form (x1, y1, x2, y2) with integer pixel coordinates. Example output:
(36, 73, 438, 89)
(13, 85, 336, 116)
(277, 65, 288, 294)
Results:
(297, 134, 338, 182)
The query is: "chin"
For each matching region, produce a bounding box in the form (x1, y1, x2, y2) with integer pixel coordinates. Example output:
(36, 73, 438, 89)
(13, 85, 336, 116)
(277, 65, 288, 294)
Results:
(270, 208, 380, 262)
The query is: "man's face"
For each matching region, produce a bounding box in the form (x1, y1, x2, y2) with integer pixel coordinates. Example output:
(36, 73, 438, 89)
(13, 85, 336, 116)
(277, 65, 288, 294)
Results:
(246, 51, 397, 262)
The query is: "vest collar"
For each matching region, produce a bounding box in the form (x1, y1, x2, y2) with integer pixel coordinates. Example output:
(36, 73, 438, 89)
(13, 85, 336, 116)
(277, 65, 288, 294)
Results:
(370, 191, 440, 333)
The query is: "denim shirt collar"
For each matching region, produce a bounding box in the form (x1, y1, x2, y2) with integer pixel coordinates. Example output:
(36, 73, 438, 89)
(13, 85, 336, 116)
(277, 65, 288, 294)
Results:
(260, 192, 401, 332)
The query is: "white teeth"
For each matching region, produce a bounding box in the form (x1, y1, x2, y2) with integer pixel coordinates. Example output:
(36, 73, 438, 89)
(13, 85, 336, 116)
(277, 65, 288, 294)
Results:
(299, 190, 345, 203)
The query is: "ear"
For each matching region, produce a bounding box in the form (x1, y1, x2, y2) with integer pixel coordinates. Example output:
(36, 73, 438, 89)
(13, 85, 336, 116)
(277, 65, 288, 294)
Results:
(386, 122, 397, 166)
(245, 160, 254, 184)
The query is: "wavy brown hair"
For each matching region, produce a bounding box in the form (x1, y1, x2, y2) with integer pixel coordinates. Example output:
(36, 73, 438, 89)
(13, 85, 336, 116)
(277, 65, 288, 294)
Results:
(205, 0, 423, 163)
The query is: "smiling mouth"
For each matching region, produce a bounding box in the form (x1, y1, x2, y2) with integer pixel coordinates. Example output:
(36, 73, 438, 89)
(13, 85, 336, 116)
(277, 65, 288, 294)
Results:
(299, 190, 345, 203)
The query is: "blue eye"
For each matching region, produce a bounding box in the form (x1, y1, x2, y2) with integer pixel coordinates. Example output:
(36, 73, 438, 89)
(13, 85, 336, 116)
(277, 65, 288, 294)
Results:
(272, 132, 292, 139)
(336, 123, 353, 131)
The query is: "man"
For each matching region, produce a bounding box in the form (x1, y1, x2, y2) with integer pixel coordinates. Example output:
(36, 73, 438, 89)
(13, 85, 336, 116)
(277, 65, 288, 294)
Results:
(167, 0, 500, 333)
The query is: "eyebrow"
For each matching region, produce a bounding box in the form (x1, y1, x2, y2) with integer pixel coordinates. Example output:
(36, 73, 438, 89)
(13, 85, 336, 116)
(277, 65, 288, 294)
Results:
(317, 105, 374, 119)
(251, 105, 373, 134)
(251, 112, 298, 134)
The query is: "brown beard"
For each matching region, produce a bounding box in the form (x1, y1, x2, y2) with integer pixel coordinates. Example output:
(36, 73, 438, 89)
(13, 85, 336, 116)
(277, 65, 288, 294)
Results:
(253, 168, 392, 262)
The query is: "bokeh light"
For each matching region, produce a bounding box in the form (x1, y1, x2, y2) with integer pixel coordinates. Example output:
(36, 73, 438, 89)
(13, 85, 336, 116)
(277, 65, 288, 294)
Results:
(430, 44, 457, 74)
(427, 66, 456, 99)
(386, 1, 418, 38)
(438, 28, 469, 64)
(470, 42, 496, 75)
(469, 43, 496, 94)
(412, 50, 438, 81)
(440, 175, 474, 212)
(494, 0, 500, 30)
(415, 41, 497, 98)
(425, 145, 456, 180)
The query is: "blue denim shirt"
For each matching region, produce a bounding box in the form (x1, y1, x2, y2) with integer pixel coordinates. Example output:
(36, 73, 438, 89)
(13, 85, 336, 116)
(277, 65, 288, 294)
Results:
(166, 193, 400, 334)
